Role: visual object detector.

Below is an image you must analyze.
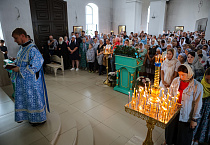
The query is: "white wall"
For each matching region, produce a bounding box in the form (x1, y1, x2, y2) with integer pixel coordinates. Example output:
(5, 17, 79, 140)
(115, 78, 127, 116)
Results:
(148, 0, 166, 36)
(0, 0, 34, 57)
(141, 0, 150, 32)
(205, 9, 210, 40)
(65, 0, 112, 35)
(112, 0, 145, 35)
(165, 0, 210, 32)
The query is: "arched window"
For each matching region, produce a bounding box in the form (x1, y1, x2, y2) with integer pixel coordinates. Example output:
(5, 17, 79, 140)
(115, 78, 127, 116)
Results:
(86, 3, 98, 36)
(146, 6, 150, 33)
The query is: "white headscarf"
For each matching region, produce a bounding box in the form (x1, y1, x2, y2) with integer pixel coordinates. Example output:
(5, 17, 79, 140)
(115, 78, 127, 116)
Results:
(181, 64, 194, 80)
(59, 37, 64, 45)
(162, 49, 178, 85)
(139, 42, 144, 51)
(179, 37, 186, 47)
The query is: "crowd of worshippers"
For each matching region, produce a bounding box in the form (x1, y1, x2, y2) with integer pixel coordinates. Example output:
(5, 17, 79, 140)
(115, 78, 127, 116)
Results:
(39, 30, 210, 79)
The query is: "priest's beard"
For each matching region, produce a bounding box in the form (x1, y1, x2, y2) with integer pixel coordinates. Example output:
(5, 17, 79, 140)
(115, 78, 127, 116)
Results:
(59, 40, 63, 45)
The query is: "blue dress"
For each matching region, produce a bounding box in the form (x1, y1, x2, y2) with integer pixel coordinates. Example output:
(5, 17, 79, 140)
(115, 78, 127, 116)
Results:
(11, 42, 49, 123)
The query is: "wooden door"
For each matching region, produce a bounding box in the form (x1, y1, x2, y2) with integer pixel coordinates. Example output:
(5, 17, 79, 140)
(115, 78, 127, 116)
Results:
(29, 0, 68, 49)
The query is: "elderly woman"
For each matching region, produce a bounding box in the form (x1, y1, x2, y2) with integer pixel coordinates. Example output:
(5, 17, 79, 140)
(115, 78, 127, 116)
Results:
(79, 38, 88, 69)
(97, 39, 105, 75)
(164, 64, 203, 145)
(56, 37, 69, 69)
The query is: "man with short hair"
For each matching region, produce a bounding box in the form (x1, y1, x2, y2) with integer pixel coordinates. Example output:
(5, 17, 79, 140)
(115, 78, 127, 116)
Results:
(172, 39, 178, 52)
(80, 31, 85, 38)
(68, 35, 80, 71)
(48, 35, 57, 55)
(93, 31, 100, 40)
(11, 28, 49, 126)
(123, 31, 128, 39)
(0, 40, 8, 59)
(75, 33, 82, 46)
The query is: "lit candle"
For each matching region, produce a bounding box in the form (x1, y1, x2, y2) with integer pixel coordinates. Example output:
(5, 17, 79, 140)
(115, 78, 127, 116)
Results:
(128, 92, 130, 105)
(134, 88, 136, 98)
(136, 90, 137, 99)
(149, 81, 151, 91)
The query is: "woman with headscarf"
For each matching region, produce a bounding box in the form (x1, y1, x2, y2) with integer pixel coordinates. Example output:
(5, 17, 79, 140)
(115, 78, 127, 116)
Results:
(186, 51, 205, 81)
(56, 37, 70, 69)
(179, 37, 186, 48)
(192, 68, 210, 145)
(138, 42, 147, 76)
(146, 39, 157, 81)
(161, 39, 167, 52)
(79, 38, 88, 70)
(97, 39, 105, 75)
(163, 64, 203, 145)
(160, 48, 178, 93)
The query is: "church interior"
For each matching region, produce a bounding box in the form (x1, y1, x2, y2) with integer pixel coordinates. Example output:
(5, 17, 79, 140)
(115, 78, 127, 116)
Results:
(0, 0, 210, 145)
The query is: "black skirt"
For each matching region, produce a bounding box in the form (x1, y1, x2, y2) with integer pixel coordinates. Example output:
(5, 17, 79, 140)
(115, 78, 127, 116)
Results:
(165, 113, 194, 145)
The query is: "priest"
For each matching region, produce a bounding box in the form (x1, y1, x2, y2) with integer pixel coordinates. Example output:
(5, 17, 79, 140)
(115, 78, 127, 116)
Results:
(11, 28, 50, 126)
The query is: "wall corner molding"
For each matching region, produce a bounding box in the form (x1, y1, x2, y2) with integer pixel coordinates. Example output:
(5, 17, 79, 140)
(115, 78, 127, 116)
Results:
(126, 0, 142, 3)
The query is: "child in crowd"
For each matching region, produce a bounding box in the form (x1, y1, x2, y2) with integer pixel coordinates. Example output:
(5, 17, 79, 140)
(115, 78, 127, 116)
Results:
(164, 64, 203, 145)
(197, 50, 207, 67)
(174, 53, 187, 78)
(160, 48, 178, 93)
(86, 44, 95, 72)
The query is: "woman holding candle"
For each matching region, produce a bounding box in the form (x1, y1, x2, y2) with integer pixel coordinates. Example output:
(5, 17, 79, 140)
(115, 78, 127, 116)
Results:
(192, 68, 210, 145)
(163, 64, 203, 145)
(160, 48, 178, 94)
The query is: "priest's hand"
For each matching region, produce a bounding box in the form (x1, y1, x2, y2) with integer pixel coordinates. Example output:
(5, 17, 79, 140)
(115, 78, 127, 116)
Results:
(12, 66, 19, 72)
(190, 120, 197, 129)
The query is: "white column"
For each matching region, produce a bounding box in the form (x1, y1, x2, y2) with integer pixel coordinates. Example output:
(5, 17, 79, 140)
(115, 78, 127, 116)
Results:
(205, 9, 210, 40)
(148, 0, 167, 36)
(125, 0, 142, 33)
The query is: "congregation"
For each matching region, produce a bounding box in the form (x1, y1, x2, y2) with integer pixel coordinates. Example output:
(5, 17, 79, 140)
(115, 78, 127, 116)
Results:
(1, 29, 210, 145)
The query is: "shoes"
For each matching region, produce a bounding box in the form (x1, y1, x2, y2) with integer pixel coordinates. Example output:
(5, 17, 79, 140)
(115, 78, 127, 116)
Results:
(17, 121, 23, 123)
(76, 68, 79, 71)
(89, 70, 91, 73)
(70, 68, 75, 71)
(29, 121, 46, 127)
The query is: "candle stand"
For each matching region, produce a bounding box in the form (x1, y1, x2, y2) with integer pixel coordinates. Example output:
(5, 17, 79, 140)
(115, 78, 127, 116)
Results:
(125, 104, 181, 145)
(103, 46, 111, 85)
(103, 53, 111, 85)
(125, 55, 181, 145)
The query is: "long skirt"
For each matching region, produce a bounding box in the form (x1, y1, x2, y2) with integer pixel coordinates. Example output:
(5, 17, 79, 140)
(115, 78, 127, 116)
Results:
(165, 113, 194, 145)
(80, 51, 86, 68)
(146, 56, 155, 74)
(193, 97, 210, 143)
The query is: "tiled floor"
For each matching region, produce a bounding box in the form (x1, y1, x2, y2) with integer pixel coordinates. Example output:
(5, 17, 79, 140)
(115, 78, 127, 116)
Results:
(0, 69, 165, 145)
